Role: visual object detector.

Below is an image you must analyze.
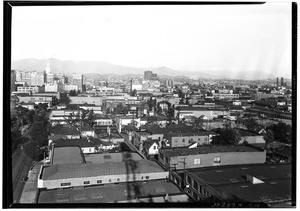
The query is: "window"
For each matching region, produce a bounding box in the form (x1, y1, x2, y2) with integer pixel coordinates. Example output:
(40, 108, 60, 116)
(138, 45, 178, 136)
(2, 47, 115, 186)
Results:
(97, 180, 102, 184)
(109, 179, 112, 182)
(194, 158, 201, 165)
(199, 185, 203, 194)
(182, 138, 185, 142)
(193, 191, 198, 199)
(159, 153, 164, 160)
(193, 181, 198, 191)
(61, 182, 71, 186)
(165, 157, 169, 164)
(146, 176, 149, 179)
(153, 146, 156, 150)
(187, 175, 192, 185)
(117, 178, 120, 181)
(214, 157, 221, 164)
(84, 181, 90, 185)
(141, 176, 143, 179)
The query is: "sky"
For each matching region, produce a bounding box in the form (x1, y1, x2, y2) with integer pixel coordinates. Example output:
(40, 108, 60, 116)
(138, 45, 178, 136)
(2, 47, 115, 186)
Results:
(12, 3, 292, 78)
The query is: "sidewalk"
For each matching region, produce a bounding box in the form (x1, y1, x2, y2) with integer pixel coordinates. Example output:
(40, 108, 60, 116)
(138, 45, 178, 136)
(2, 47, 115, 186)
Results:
(19, 161, 43, 203)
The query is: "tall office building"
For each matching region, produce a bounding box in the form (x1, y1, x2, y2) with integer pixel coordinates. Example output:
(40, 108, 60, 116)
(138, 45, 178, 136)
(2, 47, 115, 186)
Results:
(144, 70, 158, 81)
(281, 77, 284, 86)
(16, 70, 22, 82)
(71, 73, 83, 91)
(144, 71, 153, 80)
(276, 77, 279, 87)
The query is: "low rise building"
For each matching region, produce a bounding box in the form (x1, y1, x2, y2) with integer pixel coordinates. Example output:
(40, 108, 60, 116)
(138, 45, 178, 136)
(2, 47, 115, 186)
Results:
(37, 159, 169, 190)
(158, 145, 266, 170)
(70, 96, 102, 106)
(165, 131, 216, 148)
(182, 164, 292, 206)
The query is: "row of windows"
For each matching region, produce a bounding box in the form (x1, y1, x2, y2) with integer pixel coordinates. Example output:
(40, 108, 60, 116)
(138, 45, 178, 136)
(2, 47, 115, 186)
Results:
(174, 137, 208, 142)
(60, 176, 151, 187)
(193, 157, 221, 165)
(187, 175, 213, 200)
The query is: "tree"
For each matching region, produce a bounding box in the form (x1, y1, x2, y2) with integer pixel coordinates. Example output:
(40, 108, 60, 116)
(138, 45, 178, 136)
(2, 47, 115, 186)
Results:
(130, 89, 137, 97)
(69, 90, 77, 96)
(211, 128, 241, 145)
(264, 130, 275, 148)
(244, 118, 259, 131)
(60, 93, 71, 105)
(266, 123, 291, 144)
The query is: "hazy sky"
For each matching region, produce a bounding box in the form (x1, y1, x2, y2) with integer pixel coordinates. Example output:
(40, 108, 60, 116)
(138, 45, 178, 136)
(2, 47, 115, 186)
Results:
(12, 3, 292, 77)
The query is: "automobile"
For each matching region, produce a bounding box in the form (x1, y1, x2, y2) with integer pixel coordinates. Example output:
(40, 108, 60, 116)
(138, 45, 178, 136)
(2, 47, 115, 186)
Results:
(21, 176, 28, 183)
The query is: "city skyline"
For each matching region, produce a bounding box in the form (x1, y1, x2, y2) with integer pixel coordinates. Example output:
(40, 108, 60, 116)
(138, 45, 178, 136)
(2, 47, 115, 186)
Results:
(12, 3, 292, 78)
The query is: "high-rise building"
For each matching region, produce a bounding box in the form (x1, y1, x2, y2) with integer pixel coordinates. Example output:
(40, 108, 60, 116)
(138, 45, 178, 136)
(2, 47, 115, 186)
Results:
(71, 73, 83, 91)
(144, 71, 153, 80)
(144, 70, 158, 81)
(46, 62, 51, 75)
(22, 71, 33, 86)
(281, 77, 284, 86)
(16, 70, 22, 82)
(276, 77, 279, 87)
(56, 73, 66, 84)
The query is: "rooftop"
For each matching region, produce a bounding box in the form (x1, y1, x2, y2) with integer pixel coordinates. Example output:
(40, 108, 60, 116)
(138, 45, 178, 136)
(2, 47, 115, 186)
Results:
(50, 125, 81, 136)
(166, 131, 216, 138)
(52, 146, 85, 165)
(51, 138, 103, 148)
(160, 145, 263, 157)
(38, 180, 190, 203)
(42, 159, 166, 180)
(84, 152, 143, 164)
(188, 164, 292, 203)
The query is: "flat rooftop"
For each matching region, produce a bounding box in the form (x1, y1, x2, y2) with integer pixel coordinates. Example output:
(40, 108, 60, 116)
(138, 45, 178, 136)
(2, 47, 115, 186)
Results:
(188, 164, 292, 203)
(52, 146, 85, 165)
(84, 152, 143, 164)
(42, 159, 166, 180)
(38, 180, 191, 203)
(160, 145, 263, 157)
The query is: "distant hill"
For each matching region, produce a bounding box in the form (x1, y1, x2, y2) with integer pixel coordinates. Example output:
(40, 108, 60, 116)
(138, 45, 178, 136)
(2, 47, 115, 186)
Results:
(11, 58, 282, 80)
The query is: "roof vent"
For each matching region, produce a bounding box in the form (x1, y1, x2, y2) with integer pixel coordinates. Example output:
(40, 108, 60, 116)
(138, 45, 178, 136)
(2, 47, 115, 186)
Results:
(240, 185, 249, 188)
(246, 174, 264, 184)
(228, 178, 239, 183)
(268, 181, 278, 185)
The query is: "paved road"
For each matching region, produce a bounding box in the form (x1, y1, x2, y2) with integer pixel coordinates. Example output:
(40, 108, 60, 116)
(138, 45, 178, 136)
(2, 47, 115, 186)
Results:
(12, 149, 32, 203)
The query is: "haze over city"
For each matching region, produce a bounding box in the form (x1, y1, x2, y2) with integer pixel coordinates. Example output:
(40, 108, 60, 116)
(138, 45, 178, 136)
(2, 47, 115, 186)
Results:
(12, 3, 291, 79)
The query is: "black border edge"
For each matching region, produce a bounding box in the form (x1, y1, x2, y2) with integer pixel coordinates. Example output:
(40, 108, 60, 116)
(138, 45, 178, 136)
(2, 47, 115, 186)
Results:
(3, 1, 295, 209)
(291, 1, 297, 208)
(3, 1, 13, 209)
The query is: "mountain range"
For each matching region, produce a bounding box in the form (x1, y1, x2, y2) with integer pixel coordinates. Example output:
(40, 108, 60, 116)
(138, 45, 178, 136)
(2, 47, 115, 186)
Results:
(11, 58, 279, 80)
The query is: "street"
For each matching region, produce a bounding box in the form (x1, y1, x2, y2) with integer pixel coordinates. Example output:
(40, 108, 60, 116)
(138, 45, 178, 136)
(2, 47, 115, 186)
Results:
(12, 148, 32, 203)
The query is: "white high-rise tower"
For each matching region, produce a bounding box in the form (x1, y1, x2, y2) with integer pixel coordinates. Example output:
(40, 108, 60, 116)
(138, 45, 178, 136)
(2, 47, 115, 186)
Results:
(46, 62, 51, 75)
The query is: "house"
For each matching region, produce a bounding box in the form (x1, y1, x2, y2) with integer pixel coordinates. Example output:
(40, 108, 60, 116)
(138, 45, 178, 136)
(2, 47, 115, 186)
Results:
(18, 102, 35, 110)
(93, 115, 113, 126)
(80, 125, 95, 138)
(158, 145, 266, 170)
(51, 138, 103, 154)
(272, 147, 292, 163)
(235, 129, 266, 145)
(143, 139, 159, 158)
(48, 125, 81, 145)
